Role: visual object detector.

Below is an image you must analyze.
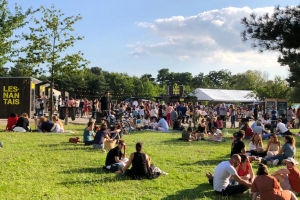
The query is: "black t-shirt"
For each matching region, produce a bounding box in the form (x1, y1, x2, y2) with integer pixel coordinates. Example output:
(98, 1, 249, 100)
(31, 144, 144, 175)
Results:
(100, 96, 110, 111)
(105, 146, 122, 166)
(254, 108, 259, 117)
(231, 138, 245, 156)
(15, 117, 29, 131)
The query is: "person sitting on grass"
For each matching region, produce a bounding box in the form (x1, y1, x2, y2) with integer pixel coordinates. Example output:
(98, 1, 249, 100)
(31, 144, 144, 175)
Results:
(154, 114, 169, 132)
(182, 127, 197, 141)
(52, 115, 64, 133)
(264, 133, 281, 158)
(142, 114, 151, 130)
(172, 117, 184, 131)
(272, 157, 300, 196)
(93, 123, 111, 152)
(6, 112, 18, 131)
(38, 116, 58, 132)
(252, 120, 270, 140)
(276, 119, 293, 136)
(239, 118, 253, 139)
(247, 133, 265, 157)
(104, 139, 127, 172)
(235, 154, 255, 183)
(14, 113, 30, 132)
(261, 135, 296, 166)
(231, 130, 246, 156)
(83, 121, 95, 145)
(108, 122, 122, 140)
(115, 142, 162, 179)
(206, 154, 251, 196)
(251, 163, 297, 200)
(207, 127, 223, 142)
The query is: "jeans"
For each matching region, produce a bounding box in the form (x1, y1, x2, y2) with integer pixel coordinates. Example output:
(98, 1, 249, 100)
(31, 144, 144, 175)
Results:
(231, 116, 235, 127)
(262, 133, 271, 140)
(35, 108, 41, 117)
(264, 154, 288, 164)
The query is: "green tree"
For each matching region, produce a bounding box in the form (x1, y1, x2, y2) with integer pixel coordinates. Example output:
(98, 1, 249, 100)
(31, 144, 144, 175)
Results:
(156, 68, 170, 85)
(17, 5, 89, 117)
(0, 0, 32, 76)
(9, 63, 36, 77)
(205, 69, 233, 89)
(241, 5, 300, 86)
(231, 70, 268, 90)
(251, 76, 289, 101)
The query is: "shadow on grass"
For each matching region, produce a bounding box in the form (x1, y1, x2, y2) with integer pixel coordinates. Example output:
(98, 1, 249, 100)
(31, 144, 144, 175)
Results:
(61, 167, 106, 174)
(162, 182, 250, 200)
(59, 174, 130, 185)
(161, 183, 217, 200)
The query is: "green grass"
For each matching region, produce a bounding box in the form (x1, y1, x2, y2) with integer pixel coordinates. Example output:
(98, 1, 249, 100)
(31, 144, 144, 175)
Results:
(0, 126, 299, 200)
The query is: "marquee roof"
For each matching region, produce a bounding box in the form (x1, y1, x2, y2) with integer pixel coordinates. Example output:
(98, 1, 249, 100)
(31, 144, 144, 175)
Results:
(194, 88, 258, 102)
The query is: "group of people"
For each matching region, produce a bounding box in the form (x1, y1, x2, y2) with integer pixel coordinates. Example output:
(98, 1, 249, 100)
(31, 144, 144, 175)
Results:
(207, 154, 299, 199)
(5, 112, 65, 133)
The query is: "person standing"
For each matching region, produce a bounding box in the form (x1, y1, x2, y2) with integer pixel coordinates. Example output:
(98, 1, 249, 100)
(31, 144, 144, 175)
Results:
(253, 104, 259, 121)
(219, 103, 226, 121)
(99, 91, 111, 117)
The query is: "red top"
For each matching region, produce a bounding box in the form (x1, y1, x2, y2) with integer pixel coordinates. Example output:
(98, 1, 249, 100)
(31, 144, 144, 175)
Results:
(7, 116, 18, 130)
(288, 166, 300, 193)
(237, 162, 250, 177)
(245, 127, 253, 138)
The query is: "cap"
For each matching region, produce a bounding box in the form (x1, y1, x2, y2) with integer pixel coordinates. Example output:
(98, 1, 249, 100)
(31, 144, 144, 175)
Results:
(282, 157, 297, 165)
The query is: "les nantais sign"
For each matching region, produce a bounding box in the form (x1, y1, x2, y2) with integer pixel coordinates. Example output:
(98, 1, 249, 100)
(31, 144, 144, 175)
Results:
(3, 86, 20, 105)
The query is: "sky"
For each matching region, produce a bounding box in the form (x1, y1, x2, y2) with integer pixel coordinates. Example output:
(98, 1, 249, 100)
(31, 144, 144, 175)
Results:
(9, 0, 300, 80)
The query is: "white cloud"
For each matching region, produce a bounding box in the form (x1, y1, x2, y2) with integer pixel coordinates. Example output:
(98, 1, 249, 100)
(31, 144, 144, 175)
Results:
(129, 6, 287, 78)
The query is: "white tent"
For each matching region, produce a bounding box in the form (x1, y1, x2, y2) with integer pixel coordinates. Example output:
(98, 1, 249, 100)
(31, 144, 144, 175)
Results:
(194, 88, 258, 102)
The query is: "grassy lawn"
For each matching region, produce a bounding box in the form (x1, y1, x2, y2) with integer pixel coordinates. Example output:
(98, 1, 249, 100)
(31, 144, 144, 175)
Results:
(0, 125, 299, 200)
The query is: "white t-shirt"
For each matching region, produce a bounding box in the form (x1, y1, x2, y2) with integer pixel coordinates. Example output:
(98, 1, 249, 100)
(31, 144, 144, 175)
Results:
(151, 108, 157, 117)
(139, 109, 145, 116)
(132, 101, 138, 107)
(213, 129, 222, 136)
(276, 122, 288, 133)
(213, 161, 238, 192)
(143, 119, 150, 126)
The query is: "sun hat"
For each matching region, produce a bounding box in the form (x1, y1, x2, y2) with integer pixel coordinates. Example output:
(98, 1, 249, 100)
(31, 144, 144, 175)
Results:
(282, 157, 298, 165)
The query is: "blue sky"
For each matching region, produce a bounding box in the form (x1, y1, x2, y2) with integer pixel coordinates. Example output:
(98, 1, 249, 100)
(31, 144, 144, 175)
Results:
(9, 0, 300, 80)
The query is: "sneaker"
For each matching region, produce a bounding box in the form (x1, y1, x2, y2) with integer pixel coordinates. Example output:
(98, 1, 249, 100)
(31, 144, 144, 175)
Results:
(273, 159, 279, 166)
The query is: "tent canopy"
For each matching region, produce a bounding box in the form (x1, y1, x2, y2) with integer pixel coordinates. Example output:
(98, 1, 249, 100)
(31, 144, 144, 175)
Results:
(194, 88, 258, 102)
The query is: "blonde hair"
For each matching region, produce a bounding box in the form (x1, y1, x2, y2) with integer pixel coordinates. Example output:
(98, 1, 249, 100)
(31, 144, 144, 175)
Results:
(52, 115, 63, 128)
(21, 113, 28, 118)
(39, 116, 47, 122)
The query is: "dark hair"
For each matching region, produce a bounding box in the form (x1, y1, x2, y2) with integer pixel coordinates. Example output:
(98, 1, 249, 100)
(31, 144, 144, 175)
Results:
(100, 123, 107, 130)
(87, 122, 93, 127)
(104, 91, 109, 94)
(9, 113, 17, 117)
(240, 154, 248, 163)
(257, 163, 269, 175)
(187, 127, 193, 132)
(136, 142, 142, 152)
(118, 139, 125, 145)
(236, 130, 245, 138)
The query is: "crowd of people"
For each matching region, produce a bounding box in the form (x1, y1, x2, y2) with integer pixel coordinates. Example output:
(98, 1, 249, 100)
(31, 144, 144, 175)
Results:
(3, 91, 300, 198)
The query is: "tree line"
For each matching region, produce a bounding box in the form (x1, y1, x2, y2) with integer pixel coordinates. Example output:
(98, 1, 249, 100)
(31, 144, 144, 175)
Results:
(0, 1, 299, 110)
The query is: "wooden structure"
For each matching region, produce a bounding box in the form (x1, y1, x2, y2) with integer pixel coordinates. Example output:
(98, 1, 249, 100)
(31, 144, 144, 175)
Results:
(0, 77, 39, 118)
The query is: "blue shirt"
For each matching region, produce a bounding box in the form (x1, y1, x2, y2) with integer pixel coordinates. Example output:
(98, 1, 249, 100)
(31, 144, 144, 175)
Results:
(157, 118, 169, 130)
(282, 143, 295, 157)
(83, 128, 93, 142)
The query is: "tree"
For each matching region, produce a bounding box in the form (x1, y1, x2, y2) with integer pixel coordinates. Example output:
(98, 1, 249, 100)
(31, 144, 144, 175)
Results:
(17, 5, 89, 117)
(231, 70, 269, 90)
(156, 68, 170, 85)
(241, 5, 300, 85)
(251, 76, 289, 101)
(9, 63, 36, 77)
(0, 0, 32, 76)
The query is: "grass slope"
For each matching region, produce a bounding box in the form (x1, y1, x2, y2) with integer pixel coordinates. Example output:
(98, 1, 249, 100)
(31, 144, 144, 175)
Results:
(0, 125, 299, 200)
